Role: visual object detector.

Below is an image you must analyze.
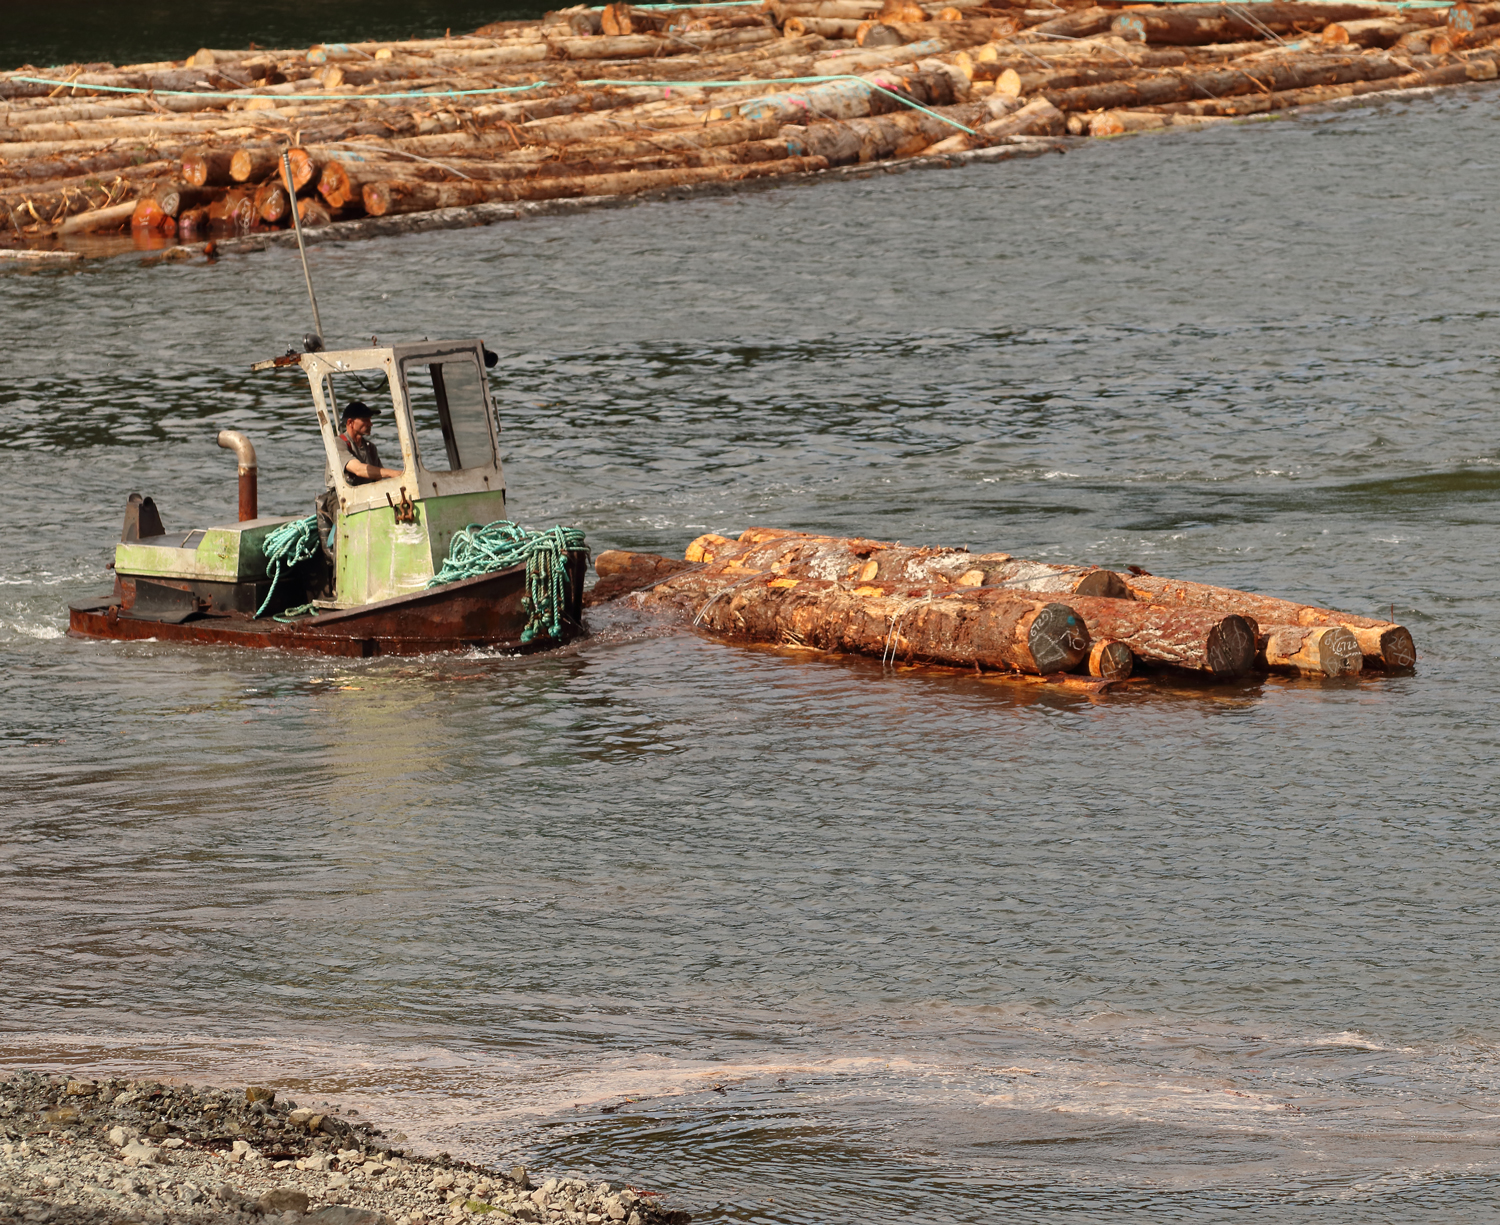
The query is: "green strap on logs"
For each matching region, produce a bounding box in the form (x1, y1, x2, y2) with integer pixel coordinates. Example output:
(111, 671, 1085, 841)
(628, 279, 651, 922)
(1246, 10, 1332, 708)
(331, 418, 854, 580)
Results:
(428, 520, 587, 644)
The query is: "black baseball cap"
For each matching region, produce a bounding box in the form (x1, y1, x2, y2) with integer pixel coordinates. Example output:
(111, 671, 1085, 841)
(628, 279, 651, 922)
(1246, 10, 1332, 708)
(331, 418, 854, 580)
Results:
(342, 400, 380, 421)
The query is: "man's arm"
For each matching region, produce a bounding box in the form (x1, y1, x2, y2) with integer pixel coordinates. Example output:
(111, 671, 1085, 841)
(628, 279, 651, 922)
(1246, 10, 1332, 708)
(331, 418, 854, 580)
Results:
(343, 458, 403, 481)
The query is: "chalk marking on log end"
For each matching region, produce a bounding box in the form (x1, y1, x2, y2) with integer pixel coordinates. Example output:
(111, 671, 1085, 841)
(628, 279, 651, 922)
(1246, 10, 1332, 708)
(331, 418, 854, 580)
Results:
(1205, 613, 1257, 677)
(1028, 602, 1090, 674)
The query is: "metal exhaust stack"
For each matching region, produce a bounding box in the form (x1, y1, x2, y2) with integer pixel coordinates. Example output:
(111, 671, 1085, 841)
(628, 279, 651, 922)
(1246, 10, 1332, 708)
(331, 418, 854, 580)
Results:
(216, 430, 258, 521)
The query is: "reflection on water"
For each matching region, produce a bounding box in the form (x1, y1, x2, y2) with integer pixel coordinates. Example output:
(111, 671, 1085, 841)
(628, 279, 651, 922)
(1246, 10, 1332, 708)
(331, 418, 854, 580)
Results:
(5, 88, 1500, 1222)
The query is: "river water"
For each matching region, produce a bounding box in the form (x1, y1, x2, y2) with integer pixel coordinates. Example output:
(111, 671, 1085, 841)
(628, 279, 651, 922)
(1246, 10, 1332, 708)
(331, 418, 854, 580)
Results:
(5, 89, 1500, 1223)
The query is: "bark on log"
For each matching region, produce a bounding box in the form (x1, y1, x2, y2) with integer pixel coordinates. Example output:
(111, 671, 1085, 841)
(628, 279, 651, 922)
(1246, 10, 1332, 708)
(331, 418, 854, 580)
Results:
(786, 15, 868, 36)
(1122, 573, 1415, 668)
(770, 0, 886, 20)
(1146, 59, 1493, 116)
(1042, 53, 1409, 110)
(857, 18, 1018, 47)
(1111, 3, 1393, 45)
(55, 199, 137, 234)
(1015, 6, 1117, 41)
(975, 96, 1065, 138)
(318, 156, 402, 210)
(690, 527, 1131, 598)
(634, 569, 1091, 674)
(1090, 109, 1169, 137)
(362, 154, 829, 214)
(699, 546, 1247, 675)
(586, 548, 697, 604)
(1321, 18, 1433, 48)
(1258, 624, 1363, 677)
(1064, 595, 1257, 677)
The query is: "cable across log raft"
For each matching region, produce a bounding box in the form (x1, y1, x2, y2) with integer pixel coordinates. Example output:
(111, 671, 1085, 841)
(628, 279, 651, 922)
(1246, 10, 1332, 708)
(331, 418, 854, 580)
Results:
(587, 528, 1416, 690)
(4, 0, 1500, 252)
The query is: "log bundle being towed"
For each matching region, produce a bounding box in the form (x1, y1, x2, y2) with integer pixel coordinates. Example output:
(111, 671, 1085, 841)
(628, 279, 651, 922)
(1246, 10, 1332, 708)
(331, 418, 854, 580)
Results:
(5, 0, 1500, 252)
(593, 527, 1413, 688)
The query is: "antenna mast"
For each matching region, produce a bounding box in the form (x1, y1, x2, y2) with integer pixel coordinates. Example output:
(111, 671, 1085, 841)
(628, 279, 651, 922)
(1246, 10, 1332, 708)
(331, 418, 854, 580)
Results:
(281, 150, 324, 344)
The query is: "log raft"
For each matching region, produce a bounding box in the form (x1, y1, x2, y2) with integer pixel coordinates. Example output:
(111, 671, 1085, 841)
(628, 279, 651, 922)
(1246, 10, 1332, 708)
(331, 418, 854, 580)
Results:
(4, 0, 1500, 250)
(599, 528, 1415, 685)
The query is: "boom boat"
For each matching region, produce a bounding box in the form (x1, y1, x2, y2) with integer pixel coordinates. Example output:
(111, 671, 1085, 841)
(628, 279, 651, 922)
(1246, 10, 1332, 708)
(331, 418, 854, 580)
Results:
(68, 338, 588, 656)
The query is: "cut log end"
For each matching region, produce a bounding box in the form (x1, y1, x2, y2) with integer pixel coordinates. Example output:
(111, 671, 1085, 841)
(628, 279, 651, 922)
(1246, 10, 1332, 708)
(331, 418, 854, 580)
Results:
(1349, 623, 1416, 669)
(1026, 602, 1091, 674)
(1087, 638, 1134, 681)
(1204, 613, 1257, 677)
(1073, 568, 1130, 598)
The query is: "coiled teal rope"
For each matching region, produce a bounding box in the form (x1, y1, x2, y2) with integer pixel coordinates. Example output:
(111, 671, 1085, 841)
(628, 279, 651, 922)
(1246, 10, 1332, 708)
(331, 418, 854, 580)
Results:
(428, 520, 586, 643)
(255, 515, 321, 618)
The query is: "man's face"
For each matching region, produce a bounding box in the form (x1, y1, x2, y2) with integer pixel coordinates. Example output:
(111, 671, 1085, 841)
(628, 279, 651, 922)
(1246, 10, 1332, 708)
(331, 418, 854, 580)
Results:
(346, 414, 372, 441)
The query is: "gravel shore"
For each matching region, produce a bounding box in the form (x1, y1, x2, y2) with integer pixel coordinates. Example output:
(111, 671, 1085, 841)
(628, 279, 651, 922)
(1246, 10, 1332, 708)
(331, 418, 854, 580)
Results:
(0, 1072, 690, 1225)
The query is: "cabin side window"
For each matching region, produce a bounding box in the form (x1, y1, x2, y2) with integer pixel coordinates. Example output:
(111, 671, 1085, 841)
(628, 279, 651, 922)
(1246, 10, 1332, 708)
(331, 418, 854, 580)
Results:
(402, 357, 495, 473)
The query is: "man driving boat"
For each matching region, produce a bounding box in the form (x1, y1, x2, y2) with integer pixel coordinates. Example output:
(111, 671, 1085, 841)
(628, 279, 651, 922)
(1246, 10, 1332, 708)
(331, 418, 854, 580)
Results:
(335, 401, 402, 485)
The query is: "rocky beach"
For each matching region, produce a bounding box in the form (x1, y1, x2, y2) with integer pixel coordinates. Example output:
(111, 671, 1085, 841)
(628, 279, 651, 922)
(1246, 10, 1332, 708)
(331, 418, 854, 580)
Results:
(0, 1073, 688, 1225)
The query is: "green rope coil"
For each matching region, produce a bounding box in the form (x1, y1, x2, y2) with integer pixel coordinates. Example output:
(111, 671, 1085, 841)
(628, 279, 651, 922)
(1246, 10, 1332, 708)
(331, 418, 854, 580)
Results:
(255, 515, 321, 618)
(428, 520, 586, 644)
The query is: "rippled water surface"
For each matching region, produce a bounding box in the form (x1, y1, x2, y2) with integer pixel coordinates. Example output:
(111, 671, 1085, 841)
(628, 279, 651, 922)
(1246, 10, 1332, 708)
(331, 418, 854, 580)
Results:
(6, 91, 1500, 1223)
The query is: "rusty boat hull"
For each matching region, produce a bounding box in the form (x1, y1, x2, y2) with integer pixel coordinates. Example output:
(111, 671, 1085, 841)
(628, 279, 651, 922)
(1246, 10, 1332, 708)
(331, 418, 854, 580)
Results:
(68, 555, 587, 657)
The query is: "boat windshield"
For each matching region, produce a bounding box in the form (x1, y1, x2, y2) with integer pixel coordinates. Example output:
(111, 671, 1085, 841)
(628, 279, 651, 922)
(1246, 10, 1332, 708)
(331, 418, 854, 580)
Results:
(403, 355, 495, 472)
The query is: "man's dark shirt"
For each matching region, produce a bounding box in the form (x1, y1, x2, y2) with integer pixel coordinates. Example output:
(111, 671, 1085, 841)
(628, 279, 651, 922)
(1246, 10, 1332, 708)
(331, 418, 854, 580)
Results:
(334, 431, 385, 485)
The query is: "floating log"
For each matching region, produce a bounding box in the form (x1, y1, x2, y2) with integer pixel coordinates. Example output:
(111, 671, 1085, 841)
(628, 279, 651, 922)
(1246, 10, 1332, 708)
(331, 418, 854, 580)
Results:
(678, 529, 1253, 675)
(362, 155, 829, 214)
(1258, 624, 1363, 677)
(1042, 53, 1409, 111)
(586, 548, 696, 604)
(56, 199, 137, 234)
(1064, 595, 1257, 677)
(1016, 6, 1117, 41)
(1111, 3, 1394, 45)
(635, 568, 1092, 674)
(1321, 18, 1433, 48)
(688, 527, 1129, 596)
(1121, 573, 1415, 668)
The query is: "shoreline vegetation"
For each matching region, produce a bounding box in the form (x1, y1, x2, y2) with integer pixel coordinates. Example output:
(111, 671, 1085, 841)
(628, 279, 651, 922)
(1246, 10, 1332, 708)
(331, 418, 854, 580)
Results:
(3, 0, 1499, 263)
(0, 1070, 691, 1225)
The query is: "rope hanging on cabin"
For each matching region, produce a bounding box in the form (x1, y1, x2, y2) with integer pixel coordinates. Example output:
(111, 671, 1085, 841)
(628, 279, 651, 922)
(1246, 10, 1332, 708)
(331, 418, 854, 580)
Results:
(428, 520, 586, 644)
(255, 515, 321, 618)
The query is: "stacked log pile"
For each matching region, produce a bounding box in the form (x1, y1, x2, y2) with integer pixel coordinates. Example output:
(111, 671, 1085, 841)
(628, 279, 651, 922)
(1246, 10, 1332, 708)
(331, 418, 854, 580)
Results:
(4, 0, 1499, 248)
(595, 527, 1413, 685)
